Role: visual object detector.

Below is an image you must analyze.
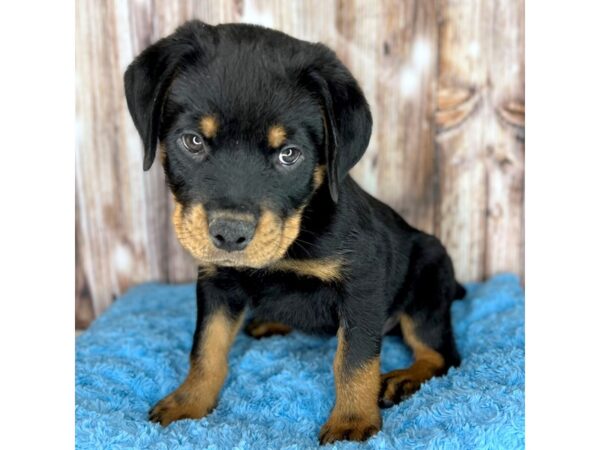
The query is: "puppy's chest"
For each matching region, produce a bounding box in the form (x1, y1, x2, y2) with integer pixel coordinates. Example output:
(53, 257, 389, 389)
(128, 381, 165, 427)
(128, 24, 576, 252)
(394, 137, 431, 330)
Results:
(242, 270, 340, 334)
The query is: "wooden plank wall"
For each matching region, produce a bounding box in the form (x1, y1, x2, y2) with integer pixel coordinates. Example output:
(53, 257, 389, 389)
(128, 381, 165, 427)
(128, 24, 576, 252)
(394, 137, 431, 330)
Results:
(75, 0, 524, 329)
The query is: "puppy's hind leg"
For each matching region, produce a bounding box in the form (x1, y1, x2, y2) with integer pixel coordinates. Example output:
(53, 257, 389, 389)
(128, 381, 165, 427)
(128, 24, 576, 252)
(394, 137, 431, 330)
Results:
(379, 255, 460, 408)
(378, 312, 459, 407)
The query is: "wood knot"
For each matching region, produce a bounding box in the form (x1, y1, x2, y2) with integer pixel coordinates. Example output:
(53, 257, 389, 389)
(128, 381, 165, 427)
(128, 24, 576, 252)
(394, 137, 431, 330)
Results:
(435, 86, 480, 131)
(497, 99, 525, 129)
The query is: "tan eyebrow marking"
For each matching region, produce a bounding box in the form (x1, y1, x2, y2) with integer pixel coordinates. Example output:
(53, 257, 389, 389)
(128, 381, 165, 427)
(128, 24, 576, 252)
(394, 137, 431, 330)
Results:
(199, 115, 218, 138)
(267, 124, 287, 148)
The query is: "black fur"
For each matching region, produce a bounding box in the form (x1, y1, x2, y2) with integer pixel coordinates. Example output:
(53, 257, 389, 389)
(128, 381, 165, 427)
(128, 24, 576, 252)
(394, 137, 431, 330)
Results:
(125, 20, 464, 443)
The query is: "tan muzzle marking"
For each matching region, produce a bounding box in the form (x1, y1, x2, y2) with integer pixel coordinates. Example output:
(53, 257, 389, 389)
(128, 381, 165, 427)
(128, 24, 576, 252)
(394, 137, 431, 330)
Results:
(173, 202, 303, 268)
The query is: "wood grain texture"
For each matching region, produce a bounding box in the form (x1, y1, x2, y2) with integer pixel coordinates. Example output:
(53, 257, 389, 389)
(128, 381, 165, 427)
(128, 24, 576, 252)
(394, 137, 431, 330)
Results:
(75, 0, 524, 328)
(435, 0, 524, 281)
(435, 0, 490, 282)
(485, 0, 525, 279)
(370, 0, 438, 233)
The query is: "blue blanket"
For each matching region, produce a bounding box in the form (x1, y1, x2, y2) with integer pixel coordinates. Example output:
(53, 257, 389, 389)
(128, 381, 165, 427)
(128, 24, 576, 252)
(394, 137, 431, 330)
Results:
(76, 274, 524, 449)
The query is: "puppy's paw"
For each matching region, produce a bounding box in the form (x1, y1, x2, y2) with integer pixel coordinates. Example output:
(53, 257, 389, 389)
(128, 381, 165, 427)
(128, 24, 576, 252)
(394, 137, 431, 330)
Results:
(378, 369, 424, 408)
(148, 390, 215, 426)
(245, 320, 292, 339)
(319, 414, 381, 445)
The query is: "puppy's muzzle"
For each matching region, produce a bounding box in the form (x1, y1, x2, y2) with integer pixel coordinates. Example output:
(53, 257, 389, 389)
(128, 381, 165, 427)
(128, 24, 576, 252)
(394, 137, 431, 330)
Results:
(209, 217, 257, 252)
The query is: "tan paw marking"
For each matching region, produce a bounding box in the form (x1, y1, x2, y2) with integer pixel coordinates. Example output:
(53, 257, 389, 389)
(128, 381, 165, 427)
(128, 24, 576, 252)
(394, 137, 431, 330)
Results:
(378, 367, 433, 407)
(319, 414, 381, 444)
(148, 388, 215, 426)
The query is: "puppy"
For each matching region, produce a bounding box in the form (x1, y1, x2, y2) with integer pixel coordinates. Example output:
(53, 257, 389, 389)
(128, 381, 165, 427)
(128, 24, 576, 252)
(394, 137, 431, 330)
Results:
(124, 20, 465, 444)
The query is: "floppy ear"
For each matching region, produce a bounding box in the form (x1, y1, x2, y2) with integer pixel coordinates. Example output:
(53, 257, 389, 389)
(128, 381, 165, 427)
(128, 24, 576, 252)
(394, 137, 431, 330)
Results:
(124, 21, 212, 170)
(303, 46, 372, 202)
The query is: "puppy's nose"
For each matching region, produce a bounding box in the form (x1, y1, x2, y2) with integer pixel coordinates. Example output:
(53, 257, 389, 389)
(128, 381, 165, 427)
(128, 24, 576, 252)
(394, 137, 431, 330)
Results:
(209, 218, 256, 252)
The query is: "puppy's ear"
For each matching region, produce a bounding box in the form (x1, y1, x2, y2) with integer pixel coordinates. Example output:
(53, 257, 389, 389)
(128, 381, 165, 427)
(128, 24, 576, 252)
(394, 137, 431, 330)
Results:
(302, 46, 372, 202)
(124, 21, 212, 170)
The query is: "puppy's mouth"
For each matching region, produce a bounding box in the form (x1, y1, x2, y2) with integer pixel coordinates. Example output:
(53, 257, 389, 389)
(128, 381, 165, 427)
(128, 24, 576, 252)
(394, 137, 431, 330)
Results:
(172, 202, 302, 269)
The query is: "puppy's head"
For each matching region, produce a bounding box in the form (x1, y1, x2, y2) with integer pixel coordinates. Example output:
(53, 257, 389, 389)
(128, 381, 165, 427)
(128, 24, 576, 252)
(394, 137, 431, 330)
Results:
(124, 21, 371, 268)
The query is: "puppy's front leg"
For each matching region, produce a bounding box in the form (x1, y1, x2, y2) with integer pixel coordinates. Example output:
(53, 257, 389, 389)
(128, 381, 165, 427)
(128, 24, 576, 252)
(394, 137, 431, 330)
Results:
(319, 322, 382, 444)
(149, 275, 246, 426)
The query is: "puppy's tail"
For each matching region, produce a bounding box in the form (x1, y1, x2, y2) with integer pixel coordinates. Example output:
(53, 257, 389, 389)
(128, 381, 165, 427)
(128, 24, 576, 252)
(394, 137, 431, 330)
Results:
(454, 282, 467, 300)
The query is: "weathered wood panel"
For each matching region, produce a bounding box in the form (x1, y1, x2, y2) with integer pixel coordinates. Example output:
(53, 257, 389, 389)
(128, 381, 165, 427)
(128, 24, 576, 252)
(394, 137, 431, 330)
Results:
(435, 0, 524, 281)
(436, 0, 491, 282)
(75, 0, 524, 328)
(484, 0, 525, 279)
(370, 0, 438, 234)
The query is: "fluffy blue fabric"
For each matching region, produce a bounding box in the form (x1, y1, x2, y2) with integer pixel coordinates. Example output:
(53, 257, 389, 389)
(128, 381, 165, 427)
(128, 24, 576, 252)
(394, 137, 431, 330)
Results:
(76, 274, 524, 449)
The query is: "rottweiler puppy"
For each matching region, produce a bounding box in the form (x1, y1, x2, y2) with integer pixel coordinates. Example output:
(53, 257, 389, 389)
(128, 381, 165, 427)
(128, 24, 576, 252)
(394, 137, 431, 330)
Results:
(124, 20, 465, 444)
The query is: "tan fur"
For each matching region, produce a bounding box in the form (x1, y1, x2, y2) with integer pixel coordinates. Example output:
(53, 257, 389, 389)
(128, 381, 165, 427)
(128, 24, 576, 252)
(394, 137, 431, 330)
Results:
(159, 143, 167, 165)
(399, 314, 444, 368)
(199, 115, 218, 138)
(173, 202, 213, 261)
(379, 314, 445, 404)
(244, 208, 303, 266)
(268, 258, 344, 282)
(320, 329, 381, 443)
(245, 320, 292, 338)
(149, 309, 245, 425)
(274, 208, 303, 257)
(173, 202, 303, 268)
(198, 265, 217, 280)
(313, 165, 326, 190)
(267, 124, 287, 148)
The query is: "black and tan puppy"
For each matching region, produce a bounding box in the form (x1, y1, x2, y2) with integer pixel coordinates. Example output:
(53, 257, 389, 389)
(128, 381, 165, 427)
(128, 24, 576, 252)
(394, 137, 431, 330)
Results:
(124, 20, 465, 444)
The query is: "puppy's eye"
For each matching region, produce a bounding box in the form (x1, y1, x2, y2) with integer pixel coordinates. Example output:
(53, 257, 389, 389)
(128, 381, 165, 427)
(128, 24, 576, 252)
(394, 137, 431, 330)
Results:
(278, 146, 302, 166)
(181, 133, 205, 154)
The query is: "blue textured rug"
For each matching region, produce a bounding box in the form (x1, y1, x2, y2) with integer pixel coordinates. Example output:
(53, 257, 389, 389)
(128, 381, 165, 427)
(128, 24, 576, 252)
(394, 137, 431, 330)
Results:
(76, 273, 524, 449)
